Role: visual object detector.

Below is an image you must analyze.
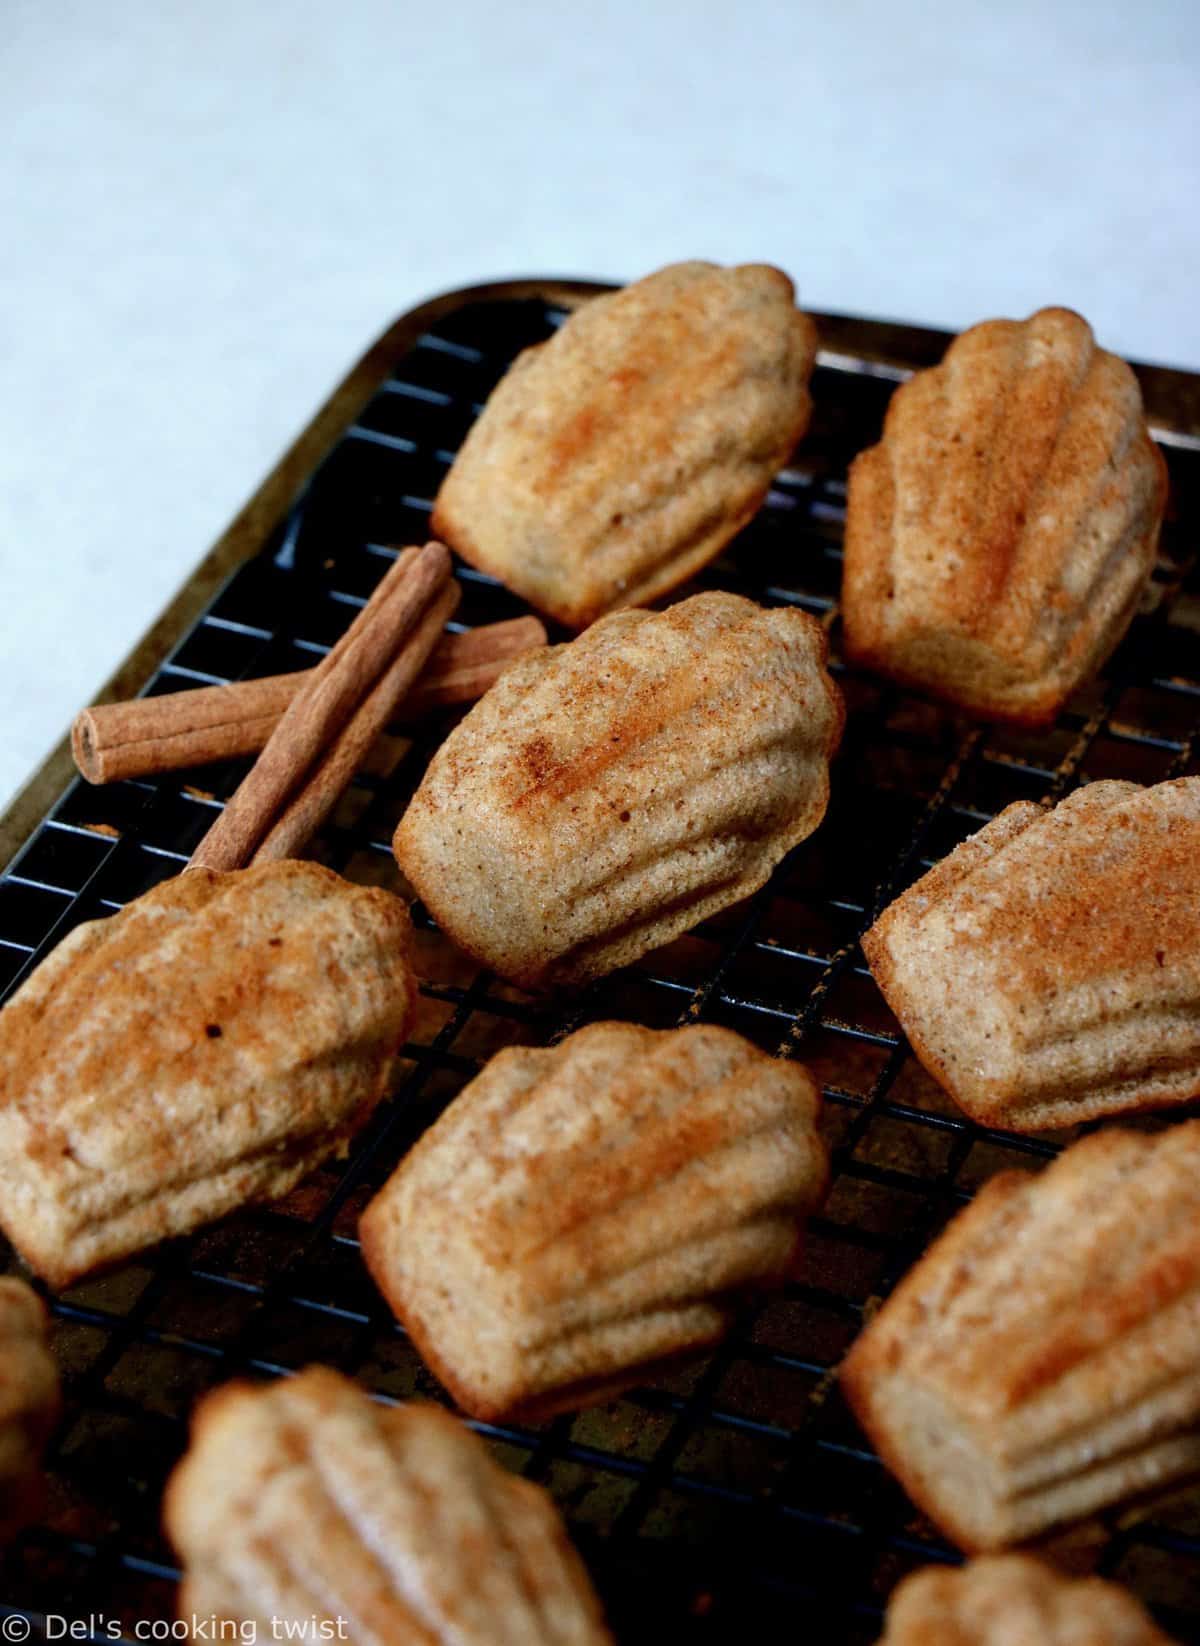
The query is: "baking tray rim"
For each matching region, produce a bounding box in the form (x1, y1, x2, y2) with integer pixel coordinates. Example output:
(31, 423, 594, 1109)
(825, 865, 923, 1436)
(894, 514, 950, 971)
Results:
(5, 272, 1198, 875)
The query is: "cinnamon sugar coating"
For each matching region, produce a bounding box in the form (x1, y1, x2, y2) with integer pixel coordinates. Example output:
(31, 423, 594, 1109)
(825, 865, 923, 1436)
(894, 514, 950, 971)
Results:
(863, 778, 1200, 1131)
(165, 1367, 612, 1644)
(843, 307, 1166, 724)
(360, 1021, 828, 1421)
(877, 1556, 1175, 1644)
(394, 591, 843, 990)
(432, 261, 818, 628)
(0, 862, 416, 1288)
(842, 1124, 1200, 1551)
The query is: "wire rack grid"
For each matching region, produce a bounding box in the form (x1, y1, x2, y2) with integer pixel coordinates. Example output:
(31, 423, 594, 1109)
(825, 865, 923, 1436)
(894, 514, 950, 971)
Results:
(0, 289, 1199, 1643)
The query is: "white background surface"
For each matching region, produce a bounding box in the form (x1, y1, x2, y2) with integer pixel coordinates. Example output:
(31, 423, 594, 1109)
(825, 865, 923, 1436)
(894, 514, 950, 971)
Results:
(2, 0, 1198, 812)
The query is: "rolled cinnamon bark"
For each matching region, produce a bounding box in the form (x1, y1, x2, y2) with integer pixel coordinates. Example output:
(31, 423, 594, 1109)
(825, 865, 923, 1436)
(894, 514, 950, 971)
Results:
(71, 617, 546, 785)
(252, 582, 459, 864)
(190, 544, 453, 872)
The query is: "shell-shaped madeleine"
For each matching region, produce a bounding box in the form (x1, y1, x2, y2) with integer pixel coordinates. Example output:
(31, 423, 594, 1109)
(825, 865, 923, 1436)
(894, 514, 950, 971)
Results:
(863, 777, 1200, 1131)
(843, 307, 1167, 724)
(394, 592, 843, 990)
(431, 261, 818, 629)
(841, 1124, 1200, 1552)
(359, 1021, 829, 1421)
(165, 1367, 612, 1645)
(878, 1556, 1175, 1645)
(0, 863, 416, 1289)
(0, 1278, 60, 1541)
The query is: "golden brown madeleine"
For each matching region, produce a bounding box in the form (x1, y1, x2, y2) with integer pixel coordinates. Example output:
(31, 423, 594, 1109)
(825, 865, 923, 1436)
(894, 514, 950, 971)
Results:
(432, 261, 818, 629)
(360, 1022, 829, 1422)
(165, 1366, 612, 1645)
(863, 778, 1200, 1131)
(877, 1556, 1176, 1644)
(843, 306, 1166, 724)
(0, 863, 417, 1290)
(0, 1278, 60, 1541)
(841, 1125, 1200, 1553)
(394, 592, 843, 990)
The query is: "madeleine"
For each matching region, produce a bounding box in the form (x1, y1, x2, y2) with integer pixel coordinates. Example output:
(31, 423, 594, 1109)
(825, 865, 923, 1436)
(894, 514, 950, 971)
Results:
(842, 1125, 1200, 1551)
(843, 306, 1166, 723)
(166, 1367, 612, 1644)
(0, 1279, 59, 1541)
(433, 260, 818, 628)
(877, 1556, 1174, 1645)
(0, 862, 416, 1287)
(394, 592, 843, 990)
(361, 1021, 829, 1421)
(863, 778, 1200, 1131)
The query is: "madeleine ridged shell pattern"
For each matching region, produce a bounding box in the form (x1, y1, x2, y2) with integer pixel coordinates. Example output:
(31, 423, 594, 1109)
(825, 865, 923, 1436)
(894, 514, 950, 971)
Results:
(0, 862, 417, 1289)
(359, 1021, 829, 1422)
(877, 1556, 1176, 1645)
(0, 1278, 60, 1541)
(841, 1124, 1200, 1552)
(165, 1367, 612, 1645)
(843, 306, 1166, 724)
(863, 777, 1200, 1131)
(394, 592, 843, 990)
(431, 260, 818, 629)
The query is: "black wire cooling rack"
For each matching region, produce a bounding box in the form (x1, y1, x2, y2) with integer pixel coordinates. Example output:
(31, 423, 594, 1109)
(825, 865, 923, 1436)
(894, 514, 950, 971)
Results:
(2, 283, 1200, 1644)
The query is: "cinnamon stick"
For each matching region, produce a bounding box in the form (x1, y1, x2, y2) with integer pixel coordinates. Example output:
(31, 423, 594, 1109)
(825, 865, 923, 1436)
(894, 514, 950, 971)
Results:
(251, 582, 458, 864)
(189, 543, 452, 872)
(404, 615, 546, 715)
(71, 617, 546, 785)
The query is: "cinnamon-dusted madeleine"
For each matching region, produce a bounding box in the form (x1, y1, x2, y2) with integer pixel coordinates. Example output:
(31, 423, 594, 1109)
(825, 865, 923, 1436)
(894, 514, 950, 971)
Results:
(394, 591, 843, 990)
(841, 1124, 1200, 1552)
(360, 1021, 829, 1422)
(0, 863, 416, 1289)
(863, 778, 1200, 1131)
(165, 1367, 611, 1645)
(878, 1556, 1175, 1645)
(0, 1278, 60, 1541)
(843, 306, 1166, 724)
(432, 260, 818, 629)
